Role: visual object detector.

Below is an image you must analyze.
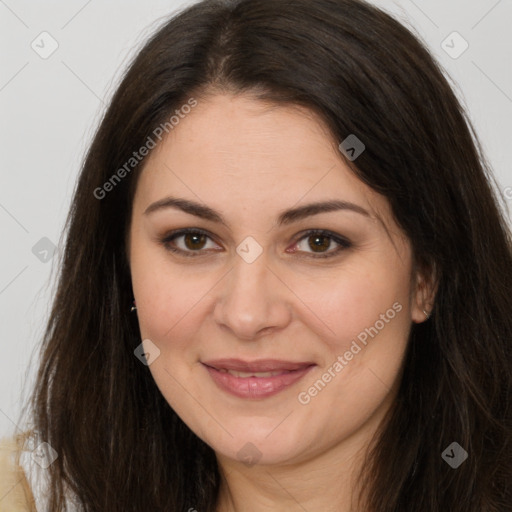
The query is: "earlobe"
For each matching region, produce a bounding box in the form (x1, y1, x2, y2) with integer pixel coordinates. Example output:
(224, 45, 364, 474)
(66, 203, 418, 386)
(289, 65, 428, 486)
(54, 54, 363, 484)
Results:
(411, 263, 438, 323)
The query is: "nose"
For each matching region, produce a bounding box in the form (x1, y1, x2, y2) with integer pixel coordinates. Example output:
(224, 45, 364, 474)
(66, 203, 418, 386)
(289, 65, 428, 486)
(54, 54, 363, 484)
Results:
(213, 252, 292, 341)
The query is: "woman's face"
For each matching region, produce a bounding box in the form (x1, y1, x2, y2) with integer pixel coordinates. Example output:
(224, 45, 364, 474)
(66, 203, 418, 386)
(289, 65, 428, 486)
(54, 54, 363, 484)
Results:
(128, 93, 430, 468)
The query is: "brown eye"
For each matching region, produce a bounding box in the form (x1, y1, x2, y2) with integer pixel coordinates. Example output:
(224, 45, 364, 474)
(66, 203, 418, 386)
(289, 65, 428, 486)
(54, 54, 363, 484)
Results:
(161, 229, 221, 257)
(307, 234, 332, 253)
(291, 230, 352, 258)
(183, 233, 207, 250)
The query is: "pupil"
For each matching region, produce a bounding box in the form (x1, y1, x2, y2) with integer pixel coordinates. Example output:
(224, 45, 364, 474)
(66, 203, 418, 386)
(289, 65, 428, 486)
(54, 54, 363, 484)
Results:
(309, 235, 329, 252)
(185, 233, 206, 250)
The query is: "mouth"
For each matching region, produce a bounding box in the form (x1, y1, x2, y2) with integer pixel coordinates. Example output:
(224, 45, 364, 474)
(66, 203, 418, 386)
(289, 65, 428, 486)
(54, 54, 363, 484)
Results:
(201, 358, 316, 399)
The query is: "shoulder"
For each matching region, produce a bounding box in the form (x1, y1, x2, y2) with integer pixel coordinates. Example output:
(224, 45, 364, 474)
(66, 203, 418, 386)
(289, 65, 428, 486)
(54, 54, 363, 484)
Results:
(0, 432, 37, 512)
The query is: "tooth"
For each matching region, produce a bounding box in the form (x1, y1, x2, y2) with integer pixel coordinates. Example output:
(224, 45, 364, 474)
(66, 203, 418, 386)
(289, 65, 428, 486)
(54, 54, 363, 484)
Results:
(225, 370, 291, 378)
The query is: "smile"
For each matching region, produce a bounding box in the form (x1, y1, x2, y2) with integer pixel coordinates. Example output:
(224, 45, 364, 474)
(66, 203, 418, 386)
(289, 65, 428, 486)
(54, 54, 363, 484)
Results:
(201, 359, 316, 399)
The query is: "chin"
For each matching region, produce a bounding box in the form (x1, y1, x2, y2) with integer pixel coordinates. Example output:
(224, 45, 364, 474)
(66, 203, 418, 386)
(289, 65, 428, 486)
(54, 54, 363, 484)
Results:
(200, 416, 316, 467)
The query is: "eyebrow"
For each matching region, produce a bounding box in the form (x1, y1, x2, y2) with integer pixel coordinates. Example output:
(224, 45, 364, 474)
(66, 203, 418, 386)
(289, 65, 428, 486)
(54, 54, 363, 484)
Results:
(143, 196, 371, 226)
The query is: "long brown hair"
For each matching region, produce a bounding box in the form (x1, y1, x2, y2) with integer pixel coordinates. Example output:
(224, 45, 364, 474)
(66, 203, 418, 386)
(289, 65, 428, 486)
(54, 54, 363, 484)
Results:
(16, 0, 512, 510)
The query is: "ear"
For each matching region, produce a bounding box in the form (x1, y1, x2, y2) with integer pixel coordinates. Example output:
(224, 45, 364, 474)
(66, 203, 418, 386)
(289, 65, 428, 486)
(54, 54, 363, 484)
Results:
(411, 262, 438, 324)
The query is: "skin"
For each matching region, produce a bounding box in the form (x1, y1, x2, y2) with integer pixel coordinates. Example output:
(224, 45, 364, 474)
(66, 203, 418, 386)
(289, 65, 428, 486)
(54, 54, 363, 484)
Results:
(128, 93, 436, 512)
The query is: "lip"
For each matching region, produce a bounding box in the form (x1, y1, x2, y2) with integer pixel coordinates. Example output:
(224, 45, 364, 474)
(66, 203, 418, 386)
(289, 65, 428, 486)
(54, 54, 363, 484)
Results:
(201, 359, 316, 399)
(202, 358, 315, 372)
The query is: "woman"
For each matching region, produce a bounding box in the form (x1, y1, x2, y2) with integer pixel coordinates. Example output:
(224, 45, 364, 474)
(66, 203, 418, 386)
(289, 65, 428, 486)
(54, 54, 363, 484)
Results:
(1, 0, 511, 510)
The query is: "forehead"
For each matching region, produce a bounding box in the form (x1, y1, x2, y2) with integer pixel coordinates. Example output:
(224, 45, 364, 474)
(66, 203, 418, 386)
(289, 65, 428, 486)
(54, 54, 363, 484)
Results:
(134, 93, 390, 227)
(149, 94, 338, 169)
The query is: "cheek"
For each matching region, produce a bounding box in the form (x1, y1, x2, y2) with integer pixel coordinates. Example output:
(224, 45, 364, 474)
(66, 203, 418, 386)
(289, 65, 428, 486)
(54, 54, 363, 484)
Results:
(299, 264, 411, 354)
(300, 270, 412, 413)
(134, 274, 200, 347)
(130, 245, 221, 354)
(131, 245, 181, 340)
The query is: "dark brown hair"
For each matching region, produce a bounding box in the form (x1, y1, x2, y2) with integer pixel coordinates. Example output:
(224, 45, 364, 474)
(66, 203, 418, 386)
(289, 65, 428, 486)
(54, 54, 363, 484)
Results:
(16, 0, 512, 510)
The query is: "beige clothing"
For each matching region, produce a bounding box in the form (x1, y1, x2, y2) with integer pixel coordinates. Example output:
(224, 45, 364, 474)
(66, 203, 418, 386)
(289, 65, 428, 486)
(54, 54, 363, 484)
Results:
(0, 434, 36, 512)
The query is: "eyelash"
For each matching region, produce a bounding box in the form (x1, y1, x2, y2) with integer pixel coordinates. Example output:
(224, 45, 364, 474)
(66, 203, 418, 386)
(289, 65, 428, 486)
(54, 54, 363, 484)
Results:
(160, 228, 352, 259)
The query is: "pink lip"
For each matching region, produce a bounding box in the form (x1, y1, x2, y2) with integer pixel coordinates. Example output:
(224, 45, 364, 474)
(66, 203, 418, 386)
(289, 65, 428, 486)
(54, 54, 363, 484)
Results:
(201, 359, 316, 399)
(202, 358, 315, 372)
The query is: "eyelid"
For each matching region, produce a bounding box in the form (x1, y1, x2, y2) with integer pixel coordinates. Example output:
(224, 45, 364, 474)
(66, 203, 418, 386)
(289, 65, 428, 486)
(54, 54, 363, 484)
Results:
(160, 227, 221, 257)
(289, 229, 352, 258)
(160, 228, 352, 258)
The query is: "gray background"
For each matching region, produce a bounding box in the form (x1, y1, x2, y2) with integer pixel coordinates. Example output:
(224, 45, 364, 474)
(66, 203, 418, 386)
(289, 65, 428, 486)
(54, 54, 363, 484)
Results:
(1, 0, 511, 438)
